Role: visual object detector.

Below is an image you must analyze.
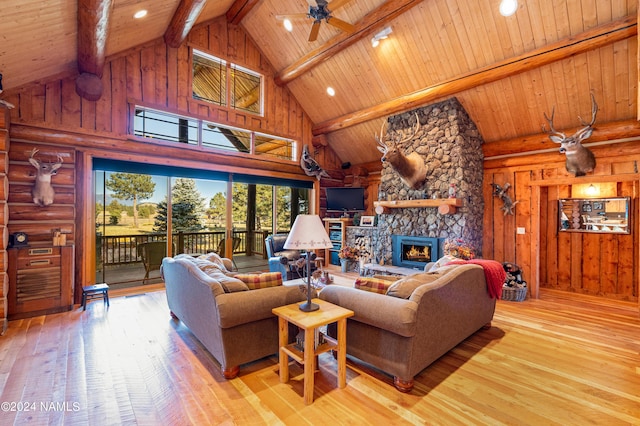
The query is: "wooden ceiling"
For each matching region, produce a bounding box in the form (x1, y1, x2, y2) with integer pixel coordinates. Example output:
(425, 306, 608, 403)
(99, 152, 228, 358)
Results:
(1, 0, 637, 167)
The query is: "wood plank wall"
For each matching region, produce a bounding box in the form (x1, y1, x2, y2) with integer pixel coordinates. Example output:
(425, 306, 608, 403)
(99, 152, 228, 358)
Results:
(483, 141, 640, 303)
(2, 16, 327, 302)
(0, 107, 9, 334)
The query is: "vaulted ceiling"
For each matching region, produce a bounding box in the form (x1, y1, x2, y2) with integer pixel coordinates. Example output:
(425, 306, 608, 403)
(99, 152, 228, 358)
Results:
(1, 0, 637, 167)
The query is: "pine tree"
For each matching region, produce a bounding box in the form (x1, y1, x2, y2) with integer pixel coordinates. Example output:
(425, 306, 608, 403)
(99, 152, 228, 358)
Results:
(153, 178, 205, 232)
(105, 172, 155, 228)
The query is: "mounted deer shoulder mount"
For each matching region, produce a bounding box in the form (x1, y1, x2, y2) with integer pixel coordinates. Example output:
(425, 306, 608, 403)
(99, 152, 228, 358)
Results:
(375, 114, 427, 190)
(543, 94, 598, 177)
(28, 148, 63, 206)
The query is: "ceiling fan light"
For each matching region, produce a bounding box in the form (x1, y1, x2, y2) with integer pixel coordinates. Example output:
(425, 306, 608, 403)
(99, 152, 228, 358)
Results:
(499, 0, 518, 17)
(134, 9, 147, 19)
(371, 38, 380, 48)
(283, 18, 293, 32)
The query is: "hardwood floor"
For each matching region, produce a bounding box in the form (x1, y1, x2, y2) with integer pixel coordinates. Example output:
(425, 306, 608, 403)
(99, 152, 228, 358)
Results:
(1, 282, 638, 425)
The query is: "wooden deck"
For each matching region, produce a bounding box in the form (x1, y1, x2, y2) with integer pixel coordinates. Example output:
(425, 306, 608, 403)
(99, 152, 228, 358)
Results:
(101, 254, 269, 289)
(1, 269, 638, 425)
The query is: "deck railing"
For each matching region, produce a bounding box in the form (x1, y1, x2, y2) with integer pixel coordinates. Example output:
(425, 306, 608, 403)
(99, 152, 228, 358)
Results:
(98, 230, 273, 266)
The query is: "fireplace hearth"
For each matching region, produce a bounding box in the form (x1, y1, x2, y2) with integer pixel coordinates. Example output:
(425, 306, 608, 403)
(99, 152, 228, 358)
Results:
(392, 235, 444, 269)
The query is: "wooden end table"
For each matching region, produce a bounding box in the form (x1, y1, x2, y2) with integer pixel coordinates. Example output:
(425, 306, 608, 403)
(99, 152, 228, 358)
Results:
(272, 298, 354, 405)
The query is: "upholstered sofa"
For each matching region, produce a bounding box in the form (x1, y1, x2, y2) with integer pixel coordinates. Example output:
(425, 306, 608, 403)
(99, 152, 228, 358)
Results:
(161, 254, 305, 378)
(265, 233, 316, 280)
(319, 263, 499, 392)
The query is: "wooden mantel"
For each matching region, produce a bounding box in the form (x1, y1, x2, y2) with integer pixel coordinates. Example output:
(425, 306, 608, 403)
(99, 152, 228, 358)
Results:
(374, 198, 463, 215)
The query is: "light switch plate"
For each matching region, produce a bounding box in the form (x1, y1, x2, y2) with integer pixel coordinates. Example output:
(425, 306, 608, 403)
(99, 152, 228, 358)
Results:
(517, 227, 526, 234)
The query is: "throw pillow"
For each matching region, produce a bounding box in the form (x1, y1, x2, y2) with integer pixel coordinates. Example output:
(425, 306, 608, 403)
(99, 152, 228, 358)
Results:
(354, 277, 393, 294)
(235, 272, 283, 290)
(206, 271, 249, 293)
(386, 274, 437, 299)
(199, 252, 230, 273)
(428, 255, 458, 272)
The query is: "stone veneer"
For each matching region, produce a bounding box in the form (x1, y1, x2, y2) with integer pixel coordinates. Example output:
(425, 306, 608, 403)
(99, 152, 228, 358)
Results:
(374, 98, 485, 265)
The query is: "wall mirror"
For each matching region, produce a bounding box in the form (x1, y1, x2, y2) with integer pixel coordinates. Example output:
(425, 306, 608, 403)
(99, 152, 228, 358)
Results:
(559, 197, 630, 234)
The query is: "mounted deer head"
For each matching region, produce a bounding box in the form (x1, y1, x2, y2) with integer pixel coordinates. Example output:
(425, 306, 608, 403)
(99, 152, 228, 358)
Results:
(375, 113, 427, 189)
(543, 94, 598, 177)
(28, 148, 63, 206)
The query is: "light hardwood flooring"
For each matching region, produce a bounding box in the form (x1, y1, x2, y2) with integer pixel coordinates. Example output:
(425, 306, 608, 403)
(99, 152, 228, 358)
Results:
(0, 278, 639, 425)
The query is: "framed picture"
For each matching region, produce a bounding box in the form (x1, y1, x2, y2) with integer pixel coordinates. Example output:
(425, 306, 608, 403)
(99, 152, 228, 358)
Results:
(582, 204, 592, 213)
(360, 216, 375, 227)
(593, 201, 603, 210)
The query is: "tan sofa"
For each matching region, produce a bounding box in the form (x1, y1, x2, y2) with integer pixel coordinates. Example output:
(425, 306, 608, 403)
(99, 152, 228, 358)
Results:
(161, 255, 305, 379)
(319, 264, 497, 392)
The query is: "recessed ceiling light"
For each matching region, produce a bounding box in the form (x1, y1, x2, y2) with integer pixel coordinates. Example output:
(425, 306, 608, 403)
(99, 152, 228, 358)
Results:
(283, 18, 293, 32)
(499, 0, 517, 17)
(134, 10, 148, 19)
(326, 87, 335, 96)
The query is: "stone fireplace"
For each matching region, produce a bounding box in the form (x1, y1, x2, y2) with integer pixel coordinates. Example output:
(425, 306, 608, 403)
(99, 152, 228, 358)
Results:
(374, 98, 485, 265)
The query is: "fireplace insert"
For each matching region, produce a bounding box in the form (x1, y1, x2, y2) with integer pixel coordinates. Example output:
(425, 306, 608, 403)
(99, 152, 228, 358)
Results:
(391, 235, 444, 269)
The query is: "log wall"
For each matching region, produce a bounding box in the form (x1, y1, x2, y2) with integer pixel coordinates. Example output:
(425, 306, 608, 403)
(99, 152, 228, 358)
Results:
(0, 107, 9, 334)
(483, 140, 640, 303)
(2, 17, 322, 303)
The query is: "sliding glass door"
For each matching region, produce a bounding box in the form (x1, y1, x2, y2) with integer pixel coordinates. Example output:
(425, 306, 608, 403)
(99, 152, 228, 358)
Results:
(93, 162, 311, 288)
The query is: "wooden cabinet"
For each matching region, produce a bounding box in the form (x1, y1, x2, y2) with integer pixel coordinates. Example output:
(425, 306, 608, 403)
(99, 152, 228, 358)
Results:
(8, 245, 74, 319)
(323, 218, 351, 266)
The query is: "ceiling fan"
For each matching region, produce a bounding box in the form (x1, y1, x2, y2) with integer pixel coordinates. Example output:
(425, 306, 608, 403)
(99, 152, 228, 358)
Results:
(277, 0, 356, 42)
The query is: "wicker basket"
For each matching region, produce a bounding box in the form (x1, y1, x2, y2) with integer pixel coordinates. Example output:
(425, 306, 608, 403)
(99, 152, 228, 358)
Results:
(501, 286, 527, 302)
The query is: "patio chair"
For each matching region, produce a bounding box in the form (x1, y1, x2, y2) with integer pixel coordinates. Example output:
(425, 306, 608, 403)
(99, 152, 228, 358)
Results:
(215, 238, 241, 271)
(138, 241, 174, 284)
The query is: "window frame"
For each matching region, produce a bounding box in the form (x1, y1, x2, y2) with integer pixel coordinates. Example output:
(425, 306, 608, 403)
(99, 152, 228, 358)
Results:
(130, 105, 297, 163)
(192, 49, 264, 116)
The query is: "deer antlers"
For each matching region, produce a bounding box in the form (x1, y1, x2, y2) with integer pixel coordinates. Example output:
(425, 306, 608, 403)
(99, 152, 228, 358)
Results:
(374, 113, 427, 189)
(542, 94, 598, 177)
(28, 148, 64, 206)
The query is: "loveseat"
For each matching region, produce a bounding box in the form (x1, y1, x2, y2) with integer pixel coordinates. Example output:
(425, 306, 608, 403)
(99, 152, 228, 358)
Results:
(161, 253, 305, 378)
(319, 263, 499, 392)
(265, 233, 316, 280)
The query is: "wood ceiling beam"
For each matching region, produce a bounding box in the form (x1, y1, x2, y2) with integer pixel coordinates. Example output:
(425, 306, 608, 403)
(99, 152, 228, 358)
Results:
(76, 0, 113, 101)
(226, 0, 261, 25)
(274, 0, 422, 86)
(312, 15, 638, 136)
(483, 119, 640, 158)
(164, 0, 208, 48)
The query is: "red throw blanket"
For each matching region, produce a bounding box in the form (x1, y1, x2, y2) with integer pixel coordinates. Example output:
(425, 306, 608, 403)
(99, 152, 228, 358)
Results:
(446, 259, 506, 299)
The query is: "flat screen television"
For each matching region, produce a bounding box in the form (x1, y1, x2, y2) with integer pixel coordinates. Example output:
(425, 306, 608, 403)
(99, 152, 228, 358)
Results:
(326, 187, 365, 212)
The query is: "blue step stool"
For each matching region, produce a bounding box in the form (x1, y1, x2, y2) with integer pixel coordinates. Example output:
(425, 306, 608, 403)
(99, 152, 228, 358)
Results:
(81, 283, 110, 311)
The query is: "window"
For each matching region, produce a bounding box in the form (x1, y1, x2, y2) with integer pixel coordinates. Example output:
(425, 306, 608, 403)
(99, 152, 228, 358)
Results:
(133, 106, 295, 161)
(134, 108, 198, 145)
(202, 123, 251, 153)
(192, 50, 263, 115)
(254, 133, 294, 161)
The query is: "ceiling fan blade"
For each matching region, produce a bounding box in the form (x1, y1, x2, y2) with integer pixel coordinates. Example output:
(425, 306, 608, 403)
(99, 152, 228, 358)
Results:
(326, 0, 355, 12)
(308, 21, 321, 42)
(326, 17, 354, 33)
(275, 13, 309, 21)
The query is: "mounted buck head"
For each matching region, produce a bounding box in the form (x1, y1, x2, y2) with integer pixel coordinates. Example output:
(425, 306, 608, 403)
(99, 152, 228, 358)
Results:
(543, 94, 598, 177)
(375, 113, 427, 189)
(28, 148, 63, 206)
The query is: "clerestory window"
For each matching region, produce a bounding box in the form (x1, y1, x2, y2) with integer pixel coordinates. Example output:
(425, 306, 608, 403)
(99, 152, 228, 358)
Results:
(132, 106, 295, 161)
(192, 50, 263, 115)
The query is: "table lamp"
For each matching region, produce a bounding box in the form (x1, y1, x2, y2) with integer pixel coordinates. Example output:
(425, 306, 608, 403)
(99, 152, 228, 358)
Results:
(284, 214, 333, 312)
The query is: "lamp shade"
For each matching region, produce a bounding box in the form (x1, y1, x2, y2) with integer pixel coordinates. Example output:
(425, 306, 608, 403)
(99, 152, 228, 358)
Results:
(284, 215, 333, 250)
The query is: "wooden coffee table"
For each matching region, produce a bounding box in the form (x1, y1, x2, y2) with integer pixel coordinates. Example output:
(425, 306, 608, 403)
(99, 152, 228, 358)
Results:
(272, 298, 354, 405)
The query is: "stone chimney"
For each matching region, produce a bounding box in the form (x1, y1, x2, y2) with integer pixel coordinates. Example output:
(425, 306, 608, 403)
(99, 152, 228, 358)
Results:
(375, 97, 485, 264)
